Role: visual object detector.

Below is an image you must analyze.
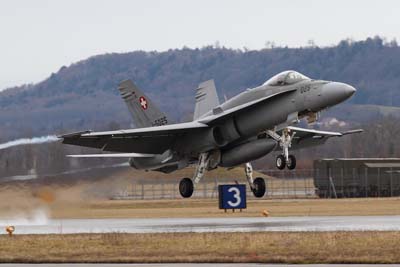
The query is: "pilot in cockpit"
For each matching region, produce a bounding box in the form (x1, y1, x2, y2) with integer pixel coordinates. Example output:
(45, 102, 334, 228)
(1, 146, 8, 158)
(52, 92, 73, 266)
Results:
(264, 71, 309, 86)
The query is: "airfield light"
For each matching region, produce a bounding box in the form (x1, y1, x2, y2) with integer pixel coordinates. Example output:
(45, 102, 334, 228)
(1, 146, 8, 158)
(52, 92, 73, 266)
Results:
(5, 226, 15, 236)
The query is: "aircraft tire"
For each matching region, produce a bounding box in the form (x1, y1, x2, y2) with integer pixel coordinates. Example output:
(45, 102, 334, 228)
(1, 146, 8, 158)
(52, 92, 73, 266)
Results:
(252, 177, 266, 198)
(276, 155, 286, 170)
(287, 155, 296, 170)
(179, 177, 194, 198)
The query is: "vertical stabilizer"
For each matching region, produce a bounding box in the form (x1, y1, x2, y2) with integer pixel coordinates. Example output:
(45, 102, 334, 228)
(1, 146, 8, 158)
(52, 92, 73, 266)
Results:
(118, 80, 172, 128)
(193, 79, 220, 120)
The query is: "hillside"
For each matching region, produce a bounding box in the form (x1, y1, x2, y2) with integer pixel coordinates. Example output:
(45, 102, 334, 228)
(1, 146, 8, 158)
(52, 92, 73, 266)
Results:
(1, 36, 400, 140)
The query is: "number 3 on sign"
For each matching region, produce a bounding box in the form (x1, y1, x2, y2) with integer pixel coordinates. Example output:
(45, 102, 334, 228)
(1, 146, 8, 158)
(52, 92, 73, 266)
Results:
(218, 184, 246, 210)
(227, 187, 241, 207)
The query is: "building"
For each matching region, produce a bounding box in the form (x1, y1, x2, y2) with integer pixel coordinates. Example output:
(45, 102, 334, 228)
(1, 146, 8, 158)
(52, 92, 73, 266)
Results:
(314, 158, 400, 198)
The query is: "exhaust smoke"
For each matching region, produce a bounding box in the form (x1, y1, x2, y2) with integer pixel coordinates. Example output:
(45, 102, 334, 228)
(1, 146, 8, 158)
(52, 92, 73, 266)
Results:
(0, 208, 49, 226)
(0, 135, 59, 150)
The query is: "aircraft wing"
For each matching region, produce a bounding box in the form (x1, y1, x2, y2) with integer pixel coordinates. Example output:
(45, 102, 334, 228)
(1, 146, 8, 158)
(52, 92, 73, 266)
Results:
(60, 121, 209, 154)
(283, 126, 363, 150)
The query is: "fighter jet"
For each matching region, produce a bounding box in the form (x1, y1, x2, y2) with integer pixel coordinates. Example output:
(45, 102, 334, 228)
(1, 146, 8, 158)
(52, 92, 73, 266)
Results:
(61, 70, 362, 198)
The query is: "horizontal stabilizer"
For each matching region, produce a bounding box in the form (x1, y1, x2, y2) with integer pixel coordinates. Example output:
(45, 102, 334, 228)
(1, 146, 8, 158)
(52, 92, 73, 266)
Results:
(67, 153, 156, 158)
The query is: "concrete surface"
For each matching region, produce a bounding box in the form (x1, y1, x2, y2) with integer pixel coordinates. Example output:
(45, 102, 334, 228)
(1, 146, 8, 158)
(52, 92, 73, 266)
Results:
(1, 215, 400, 234)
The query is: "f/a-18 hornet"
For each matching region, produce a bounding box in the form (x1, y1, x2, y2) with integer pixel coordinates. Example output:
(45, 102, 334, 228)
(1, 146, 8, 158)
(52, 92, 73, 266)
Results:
(61, 71, 362, 198)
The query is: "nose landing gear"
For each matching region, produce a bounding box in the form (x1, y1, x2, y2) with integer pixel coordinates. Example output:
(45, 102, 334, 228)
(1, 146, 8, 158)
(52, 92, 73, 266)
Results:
(287, 154, 296, 170)
(275, 154, 296, 170)
(276, 154, 286, 170)
(268, 128, 297, 170)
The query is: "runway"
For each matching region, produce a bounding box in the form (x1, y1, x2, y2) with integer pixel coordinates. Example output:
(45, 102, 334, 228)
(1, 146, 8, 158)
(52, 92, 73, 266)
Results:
(1, 215, 400, 234)
(2, 265, 400, 267)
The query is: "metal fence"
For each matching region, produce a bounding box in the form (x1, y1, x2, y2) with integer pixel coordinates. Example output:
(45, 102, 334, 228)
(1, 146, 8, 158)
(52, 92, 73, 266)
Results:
(314, 166, 400, 198)
(110, 162, 400, 200)
(112, 169, 316, 200)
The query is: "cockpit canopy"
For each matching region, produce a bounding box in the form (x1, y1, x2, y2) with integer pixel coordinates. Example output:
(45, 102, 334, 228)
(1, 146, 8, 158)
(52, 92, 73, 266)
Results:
(264, 71, 310, 86)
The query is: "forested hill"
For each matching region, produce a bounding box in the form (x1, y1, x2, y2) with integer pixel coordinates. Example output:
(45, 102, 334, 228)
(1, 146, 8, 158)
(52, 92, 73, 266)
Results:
(1, 36, 400, 140)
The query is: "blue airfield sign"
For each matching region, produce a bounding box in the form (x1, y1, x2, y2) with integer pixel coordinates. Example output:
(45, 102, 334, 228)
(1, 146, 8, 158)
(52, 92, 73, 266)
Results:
(218, 184, 247, 210)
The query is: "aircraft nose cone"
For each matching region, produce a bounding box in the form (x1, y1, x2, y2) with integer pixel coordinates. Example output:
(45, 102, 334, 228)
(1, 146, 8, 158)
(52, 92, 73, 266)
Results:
(322, 82, 356, 106)
(344, 84, 356, 97)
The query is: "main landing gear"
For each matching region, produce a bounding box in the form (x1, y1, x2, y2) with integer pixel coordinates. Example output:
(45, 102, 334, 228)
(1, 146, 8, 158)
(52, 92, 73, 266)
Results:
(179, 177, 194, 198)
(245, 162, 266, 198)
(179, 152, 209, 198)
(179, 153, 266, 198)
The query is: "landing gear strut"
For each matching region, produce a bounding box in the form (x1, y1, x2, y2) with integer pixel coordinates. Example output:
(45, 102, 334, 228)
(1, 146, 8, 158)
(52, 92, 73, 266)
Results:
(179, 152, 209, 198)
(179, 154, 268, 199)
(245, 162, 266, 198)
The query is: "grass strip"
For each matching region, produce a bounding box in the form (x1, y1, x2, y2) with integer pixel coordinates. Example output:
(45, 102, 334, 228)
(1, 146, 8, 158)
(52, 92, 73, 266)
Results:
(0, 231, 399, 263)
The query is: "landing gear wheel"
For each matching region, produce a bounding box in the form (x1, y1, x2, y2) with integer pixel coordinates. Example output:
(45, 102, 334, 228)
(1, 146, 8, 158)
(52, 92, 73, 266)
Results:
(276, 155, 286, 170)
(252, 177, 266, 198)
(287, 155, 296, 170)
(179, 177, 194, 198)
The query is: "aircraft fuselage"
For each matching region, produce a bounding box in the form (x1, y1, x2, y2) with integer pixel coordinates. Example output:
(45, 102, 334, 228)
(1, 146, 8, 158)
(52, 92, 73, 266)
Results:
(131, 72, 356, 172)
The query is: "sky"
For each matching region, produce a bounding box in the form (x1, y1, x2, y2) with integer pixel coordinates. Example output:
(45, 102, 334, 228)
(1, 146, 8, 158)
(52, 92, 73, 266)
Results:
(0, 0, 399, 90)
